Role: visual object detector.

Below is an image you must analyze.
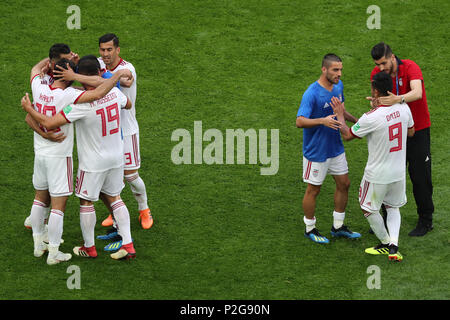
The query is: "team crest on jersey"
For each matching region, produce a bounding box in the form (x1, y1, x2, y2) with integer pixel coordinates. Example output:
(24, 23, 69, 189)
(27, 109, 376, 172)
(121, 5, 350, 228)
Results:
(339, 94, 342, 102)
(399, 78, 403, 87)
(313, 169, 319, 177)
(323, 102, 330, 109)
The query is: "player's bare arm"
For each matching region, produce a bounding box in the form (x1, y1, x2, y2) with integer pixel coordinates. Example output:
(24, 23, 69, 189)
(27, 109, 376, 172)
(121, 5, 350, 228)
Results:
(21, 93, 67, 130)
(30, 58, 50, 82)
(330, 97, 354, 141)
(25, 113, 66, 143)
(296, 114, 341, 130)
(75, 69, 130, 103)
(378, 79, 423, 106)
(53, 64, 105, 88)
(125, 97, 132, 109)
(342, 103, 358, 123)
(408, 126, 415, 137)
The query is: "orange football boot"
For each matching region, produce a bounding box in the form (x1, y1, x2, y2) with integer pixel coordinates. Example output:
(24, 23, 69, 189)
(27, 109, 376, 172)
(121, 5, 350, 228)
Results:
(101, 214, 114, 227)
(139, 208, 153, 229)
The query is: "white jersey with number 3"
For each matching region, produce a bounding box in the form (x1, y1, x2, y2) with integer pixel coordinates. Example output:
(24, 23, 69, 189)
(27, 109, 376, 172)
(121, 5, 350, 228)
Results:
(30, 74, 85, 157)
(98, 57, 138, 136)
(61, 87, 129, 172)
(350, 103, 414, 184)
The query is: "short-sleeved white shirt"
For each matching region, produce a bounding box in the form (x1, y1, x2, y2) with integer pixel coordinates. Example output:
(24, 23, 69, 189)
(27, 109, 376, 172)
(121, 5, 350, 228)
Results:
(30, 74, 85, 157)
(98, 57, 138, 136)
(61, 87, 129, 172)
(350, 103, 414, 184)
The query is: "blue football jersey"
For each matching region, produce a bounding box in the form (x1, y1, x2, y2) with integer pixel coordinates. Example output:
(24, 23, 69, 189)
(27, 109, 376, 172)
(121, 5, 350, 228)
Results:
(297, 80, 345, 162)
(102, 70, 121, 89)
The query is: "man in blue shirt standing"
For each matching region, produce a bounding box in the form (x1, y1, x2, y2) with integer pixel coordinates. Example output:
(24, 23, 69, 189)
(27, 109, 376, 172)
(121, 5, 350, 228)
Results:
(296, 53, 361, 244)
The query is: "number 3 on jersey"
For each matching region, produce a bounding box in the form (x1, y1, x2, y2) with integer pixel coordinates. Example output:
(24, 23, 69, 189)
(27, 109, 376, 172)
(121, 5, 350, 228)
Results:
(388, 122, 402, 152)
(96, 103, 120, 137)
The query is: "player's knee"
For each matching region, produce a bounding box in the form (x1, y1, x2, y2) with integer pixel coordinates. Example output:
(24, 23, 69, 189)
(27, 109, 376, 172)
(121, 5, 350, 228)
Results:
(305, 184, 321, 197)
(337, 179, 350, 192)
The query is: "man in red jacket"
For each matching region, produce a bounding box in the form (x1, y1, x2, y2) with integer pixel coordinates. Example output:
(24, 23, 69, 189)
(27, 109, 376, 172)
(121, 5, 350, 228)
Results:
(369, 42, 434, 236)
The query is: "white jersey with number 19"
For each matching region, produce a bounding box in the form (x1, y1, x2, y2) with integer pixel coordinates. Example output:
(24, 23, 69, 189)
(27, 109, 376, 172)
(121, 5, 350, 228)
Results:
(350, 103, 414, 184)
(61, 87, 129, 172)
(31, 74, 85, 157)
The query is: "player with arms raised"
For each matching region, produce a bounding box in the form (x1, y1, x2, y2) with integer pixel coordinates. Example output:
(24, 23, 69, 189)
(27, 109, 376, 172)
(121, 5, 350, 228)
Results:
(331, 72, 415, 262)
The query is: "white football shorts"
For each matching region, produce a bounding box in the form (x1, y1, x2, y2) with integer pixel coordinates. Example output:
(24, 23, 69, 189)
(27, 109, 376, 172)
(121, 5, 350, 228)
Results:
(75, 166, 125, 202)
(123, 133, 141, 170)
(302, 152, 348, 185)
(32, 155, 73, 197)
(359, 176, 407, 215)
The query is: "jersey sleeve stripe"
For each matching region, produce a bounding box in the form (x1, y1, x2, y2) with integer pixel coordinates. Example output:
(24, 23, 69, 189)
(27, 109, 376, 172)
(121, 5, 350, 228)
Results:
(350, 127, 362, 139)
(60, 110, 71, 123)
(73, 91, 86, 104)
(30, 74, 40, 84)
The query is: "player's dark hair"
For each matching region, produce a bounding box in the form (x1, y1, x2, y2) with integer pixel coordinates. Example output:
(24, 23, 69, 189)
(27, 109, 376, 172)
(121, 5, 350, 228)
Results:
(49, 43, 71, 61)
(371, 42, 393, 60)
(77, 55, 101, 76)
(371, 72, 393, 97)
(322, 53, 342, 68)
(77, 54, 101, 71)
(99, 33, 119, 47)
(53, 58, 76, 86)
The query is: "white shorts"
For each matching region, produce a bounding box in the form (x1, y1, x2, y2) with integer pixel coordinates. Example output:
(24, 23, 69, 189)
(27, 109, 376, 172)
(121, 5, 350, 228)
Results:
(303, 153, 348, 185)
(123, 133, 141, 170)
(75, 167, 125, 202)
(33, 155, 73, 197)
(359, 177, 407, 215)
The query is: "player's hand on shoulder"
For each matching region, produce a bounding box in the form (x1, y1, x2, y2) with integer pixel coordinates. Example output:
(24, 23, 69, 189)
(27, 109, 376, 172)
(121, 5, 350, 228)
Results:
(117, 69, 133, 79)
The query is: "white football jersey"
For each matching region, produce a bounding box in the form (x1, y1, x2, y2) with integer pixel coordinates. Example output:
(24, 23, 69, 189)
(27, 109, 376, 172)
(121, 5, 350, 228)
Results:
(98, 57, 138, 136)
(62, 87, 129, 172)
(350, 103, 414, 184)
(30, 74, 84, 157)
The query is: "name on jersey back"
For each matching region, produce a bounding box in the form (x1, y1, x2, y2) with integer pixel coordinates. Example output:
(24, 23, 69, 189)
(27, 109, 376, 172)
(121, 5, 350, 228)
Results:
(386, 110, 401, 122)
(90, 91, 117, 107)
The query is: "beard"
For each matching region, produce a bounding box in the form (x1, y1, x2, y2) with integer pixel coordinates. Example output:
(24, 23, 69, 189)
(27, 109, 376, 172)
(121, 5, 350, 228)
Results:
(326, 74, 340, 84)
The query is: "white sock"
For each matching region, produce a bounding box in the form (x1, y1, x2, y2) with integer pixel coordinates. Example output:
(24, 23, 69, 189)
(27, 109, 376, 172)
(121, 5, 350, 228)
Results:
(386, 207, 401, 246)
(47, 209, 64, 247)
(365, 211, 390, 244)
(111, 200, 132, 245)
(31, 200, 47, 236)
(125, 173, 149, 211)
(333, 211, 345, 229)
(80, 205, 96, 248)
(303, 216, 316, 233)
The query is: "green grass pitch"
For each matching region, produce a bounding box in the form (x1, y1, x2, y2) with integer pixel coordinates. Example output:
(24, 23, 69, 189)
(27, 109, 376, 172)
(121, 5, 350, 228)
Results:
(0, 0, 449, 300)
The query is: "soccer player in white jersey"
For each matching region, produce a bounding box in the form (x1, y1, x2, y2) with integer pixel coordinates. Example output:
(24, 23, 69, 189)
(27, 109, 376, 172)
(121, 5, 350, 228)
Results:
(22, 58, 136, 260)
(331, 72, 415, 262)
(24, 43, 80, 230)
(97, 33, 153, 230)
(25, 57, 131, 264)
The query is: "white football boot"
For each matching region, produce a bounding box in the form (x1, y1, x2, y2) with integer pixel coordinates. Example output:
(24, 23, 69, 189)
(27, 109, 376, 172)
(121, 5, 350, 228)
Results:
(33, 234, 48, 257)
(47, 245, 72, 265)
